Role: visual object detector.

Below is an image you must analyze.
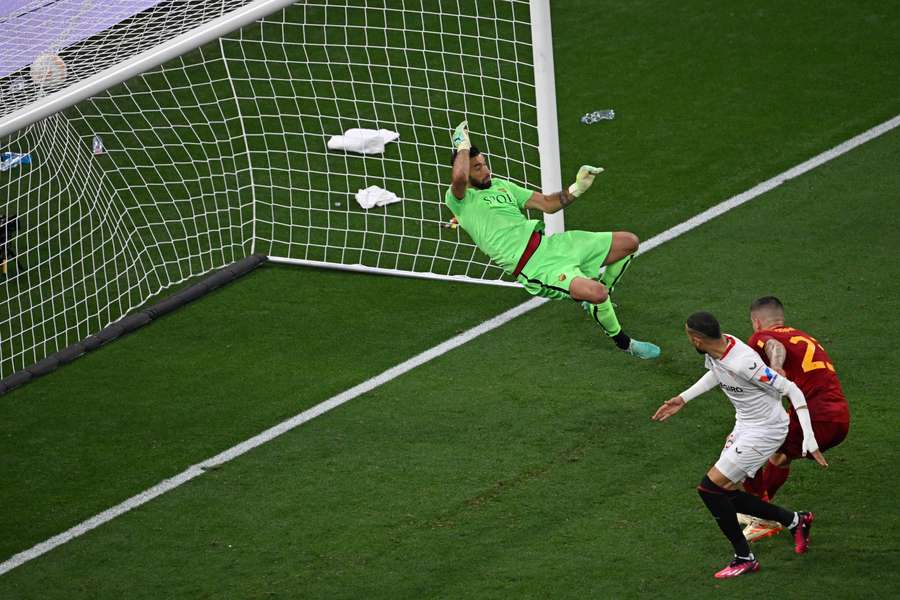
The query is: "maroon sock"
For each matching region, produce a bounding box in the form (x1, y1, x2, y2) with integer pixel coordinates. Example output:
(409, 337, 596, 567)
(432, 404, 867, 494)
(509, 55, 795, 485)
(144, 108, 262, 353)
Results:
(743, 468, 767, 497)
(765, 463, 791, 500)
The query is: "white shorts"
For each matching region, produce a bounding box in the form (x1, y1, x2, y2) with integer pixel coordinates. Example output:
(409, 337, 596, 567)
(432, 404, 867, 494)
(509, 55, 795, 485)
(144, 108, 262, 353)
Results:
(714, 425, 787, 484)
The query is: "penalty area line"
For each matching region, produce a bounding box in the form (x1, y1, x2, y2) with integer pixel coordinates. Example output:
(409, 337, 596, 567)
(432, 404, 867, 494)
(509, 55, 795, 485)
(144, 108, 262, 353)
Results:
(2, 112, 898, 577)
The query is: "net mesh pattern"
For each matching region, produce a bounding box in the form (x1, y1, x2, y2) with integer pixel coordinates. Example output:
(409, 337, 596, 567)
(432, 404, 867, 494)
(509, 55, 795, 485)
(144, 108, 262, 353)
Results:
(1, 0, 543, 378)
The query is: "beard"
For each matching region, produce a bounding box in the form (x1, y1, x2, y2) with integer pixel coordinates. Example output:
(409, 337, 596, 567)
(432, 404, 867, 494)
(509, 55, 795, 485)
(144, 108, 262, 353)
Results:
(695, 347, 706, 355)
(470, 176, 491, 190)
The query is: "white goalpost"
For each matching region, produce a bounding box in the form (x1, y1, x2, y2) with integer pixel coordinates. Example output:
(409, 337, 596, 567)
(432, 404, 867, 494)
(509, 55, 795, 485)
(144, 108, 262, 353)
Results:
(0, 0, 562, 383)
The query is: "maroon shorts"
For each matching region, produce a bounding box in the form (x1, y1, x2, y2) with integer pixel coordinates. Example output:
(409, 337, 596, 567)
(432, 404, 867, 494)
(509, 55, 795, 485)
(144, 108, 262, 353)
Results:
(779, 419, 849, 460)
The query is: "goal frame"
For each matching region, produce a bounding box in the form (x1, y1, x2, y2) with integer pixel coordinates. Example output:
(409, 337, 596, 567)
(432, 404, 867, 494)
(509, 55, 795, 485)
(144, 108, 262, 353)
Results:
(0, 0, 566, 392)
(1, 0, 564, 261)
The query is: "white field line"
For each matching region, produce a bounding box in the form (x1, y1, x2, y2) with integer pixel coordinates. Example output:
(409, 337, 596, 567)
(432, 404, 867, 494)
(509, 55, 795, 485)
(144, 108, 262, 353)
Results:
(2, 113, 898, 576)
(638, 114, 900, 254)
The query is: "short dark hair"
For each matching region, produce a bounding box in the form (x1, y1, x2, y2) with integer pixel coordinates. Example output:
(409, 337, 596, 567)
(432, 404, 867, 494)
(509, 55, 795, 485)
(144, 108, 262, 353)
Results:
(450, 145, 481, 167)
(750, 296, 784, 313)
(686, 311, 721, 339)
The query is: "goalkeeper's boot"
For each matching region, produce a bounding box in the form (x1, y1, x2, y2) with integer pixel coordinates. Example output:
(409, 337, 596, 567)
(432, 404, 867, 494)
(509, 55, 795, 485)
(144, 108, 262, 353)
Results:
(789, 511, 814, 554)
(714, 555, 760, 579)
(742, 516, 784, 542)
(624, 338, 661, 360)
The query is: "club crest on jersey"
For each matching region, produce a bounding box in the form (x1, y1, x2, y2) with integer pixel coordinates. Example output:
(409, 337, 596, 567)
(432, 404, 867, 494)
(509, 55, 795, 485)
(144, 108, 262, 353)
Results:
(758, 367, 778, 383)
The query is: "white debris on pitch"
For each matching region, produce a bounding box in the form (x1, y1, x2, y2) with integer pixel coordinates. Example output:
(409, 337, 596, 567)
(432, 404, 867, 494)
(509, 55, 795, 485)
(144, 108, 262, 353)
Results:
(327, 128, 399, 155)
(354, 185, 401, 210)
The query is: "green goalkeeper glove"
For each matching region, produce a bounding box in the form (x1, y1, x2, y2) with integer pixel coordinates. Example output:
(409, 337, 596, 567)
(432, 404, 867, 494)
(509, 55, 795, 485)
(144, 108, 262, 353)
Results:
(452, 120, 471, 151)
(568, 165, 604, 197)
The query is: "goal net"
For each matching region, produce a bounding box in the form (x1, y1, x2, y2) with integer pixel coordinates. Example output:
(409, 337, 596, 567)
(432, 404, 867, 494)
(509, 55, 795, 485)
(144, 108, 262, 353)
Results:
(0, 0, 559, 381)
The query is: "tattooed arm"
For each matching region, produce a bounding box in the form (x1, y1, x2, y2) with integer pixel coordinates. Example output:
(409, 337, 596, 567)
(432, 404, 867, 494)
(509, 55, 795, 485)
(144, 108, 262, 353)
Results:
(764, 339, 788, 376)
(524, 188, 577, 214)
(523, 164, 603, 213)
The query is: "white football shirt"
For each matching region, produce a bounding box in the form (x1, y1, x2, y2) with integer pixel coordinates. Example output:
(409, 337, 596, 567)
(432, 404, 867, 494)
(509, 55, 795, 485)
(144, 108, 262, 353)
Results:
(704, 334, 791, 430)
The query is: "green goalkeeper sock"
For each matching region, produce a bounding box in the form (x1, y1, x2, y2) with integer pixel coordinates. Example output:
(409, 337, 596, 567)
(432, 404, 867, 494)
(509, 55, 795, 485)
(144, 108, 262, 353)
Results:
(600, 254, 634, 294)
(586, 299, 631, 349)
(588, 300, 631, 349)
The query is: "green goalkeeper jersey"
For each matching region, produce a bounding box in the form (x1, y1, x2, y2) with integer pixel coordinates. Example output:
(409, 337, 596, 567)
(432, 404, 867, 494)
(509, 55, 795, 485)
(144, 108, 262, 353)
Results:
(444, 177, 542, 273)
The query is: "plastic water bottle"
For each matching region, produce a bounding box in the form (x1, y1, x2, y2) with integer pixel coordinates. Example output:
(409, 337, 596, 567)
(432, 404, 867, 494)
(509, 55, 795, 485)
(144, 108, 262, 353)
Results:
(92, 135, 105, 155)
(580, 109, 615, 124)
(0, 152, 32, 172)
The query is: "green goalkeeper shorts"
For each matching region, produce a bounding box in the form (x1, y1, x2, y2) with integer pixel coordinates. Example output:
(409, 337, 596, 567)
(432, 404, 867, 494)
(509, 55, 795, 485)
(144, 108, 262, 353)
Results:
(515, 230, 613, 300)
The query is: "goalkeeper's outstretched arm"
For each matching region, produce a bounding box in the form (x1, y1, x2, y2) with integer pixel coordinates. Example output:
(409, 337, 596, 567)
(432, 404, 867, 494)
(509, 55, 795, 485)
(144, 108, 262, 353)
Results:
(524, 188, 574, 214)
(524, 165, 604, 213)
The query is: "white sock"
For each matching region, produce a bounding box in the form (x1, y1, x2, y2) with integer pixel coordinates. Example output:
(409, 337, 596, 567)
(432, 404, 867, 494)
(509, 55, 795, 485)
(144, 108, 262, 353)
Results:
(789, 512, 799, 529)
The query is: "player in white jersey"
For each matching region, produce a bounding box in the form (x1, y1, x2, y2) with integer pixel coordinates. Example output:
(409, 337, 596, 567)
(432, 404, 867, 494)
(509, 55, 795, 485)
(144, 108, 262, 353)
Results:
(652, 311, 827, 579)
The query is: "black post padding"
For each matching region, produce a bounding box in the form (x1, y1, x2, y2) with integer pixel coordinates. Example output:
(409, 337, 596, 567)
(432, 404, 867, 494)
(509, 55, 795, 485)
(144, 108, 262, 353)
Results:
(118, 312, 152, 334)
(203, 268, 238, 291)
(0, 254, 267, 396)
(143, 294, 184, 320)
(143, 284, 207, 319)
(27, 355, 61, 377)
(0, 370, 33, 394)
(94, 323, 126, 346)
(81, 334, 104, 352)
(56, 344, 86, 364)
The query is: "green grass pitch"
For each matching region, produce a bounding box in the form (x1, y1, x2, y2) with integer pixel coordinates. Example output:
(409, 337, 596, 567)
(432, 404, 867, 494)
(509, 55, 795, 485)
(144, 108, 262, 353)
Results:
(2, 0, 900, 597)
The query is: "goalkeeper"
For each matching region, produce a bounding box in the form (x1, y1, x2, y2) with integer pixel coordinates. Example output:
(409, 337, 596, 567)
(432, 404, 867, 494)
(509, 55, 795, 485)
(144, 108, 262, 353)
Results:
(446, 121, 659, 359)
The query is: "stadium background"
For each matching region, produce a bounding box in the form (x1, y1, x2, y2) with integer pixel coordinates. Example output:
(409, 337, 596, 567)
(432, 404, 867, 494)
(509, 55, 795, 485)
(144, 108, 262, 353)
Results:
(2, 0, 899, 597)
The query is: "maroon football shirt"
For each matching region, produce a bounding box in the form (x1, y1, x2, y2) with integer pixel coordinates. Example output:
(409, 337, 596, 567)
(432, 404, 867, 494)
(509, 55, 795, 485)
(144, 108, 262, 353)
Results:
(748, 326, 849, 423)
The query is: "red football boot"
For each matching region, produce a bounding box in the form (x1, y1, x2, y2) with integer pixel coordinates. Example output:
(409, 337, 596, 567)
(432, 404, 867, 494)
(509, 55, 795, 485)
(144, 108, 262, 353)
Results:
(790, 511, 815, 554)
(714, 556, 760, 579)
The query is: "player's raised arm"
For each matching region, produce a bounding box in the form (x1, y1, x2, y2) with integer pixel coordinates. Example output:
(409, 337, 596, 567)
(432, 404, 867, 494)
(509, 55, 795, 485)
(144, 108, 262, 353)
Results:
(524, 165, 604, 213)
(450, 121, 471, 200)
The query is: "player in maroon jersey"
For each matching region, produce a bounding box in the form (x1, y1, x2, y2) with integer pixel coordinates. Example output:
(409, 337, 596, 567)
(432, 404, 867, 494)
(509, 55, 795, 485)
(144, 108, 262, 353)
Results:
(743, 296, 850, 504)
